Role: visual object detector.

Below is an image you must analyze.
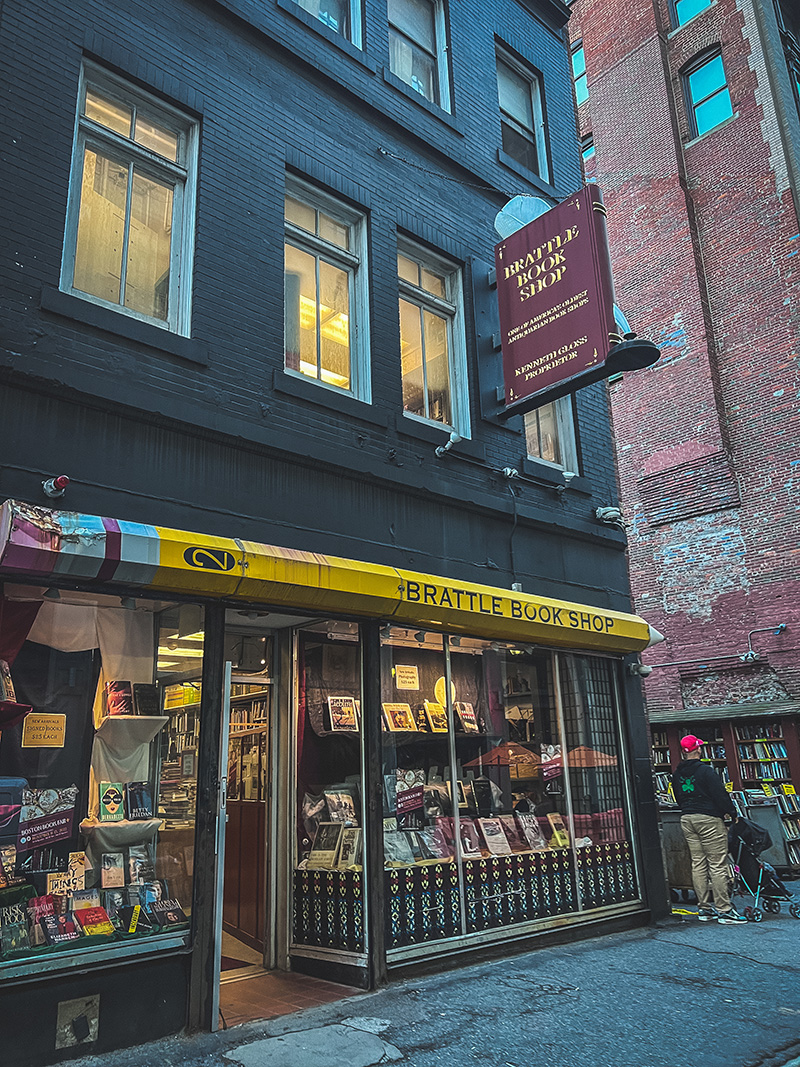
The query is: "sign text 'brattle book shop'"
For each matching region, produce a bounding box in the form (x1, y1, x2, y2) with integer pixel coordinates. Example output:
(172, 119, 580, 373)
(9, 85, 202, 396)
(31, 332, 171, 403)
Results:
(494, 184, 619, 414)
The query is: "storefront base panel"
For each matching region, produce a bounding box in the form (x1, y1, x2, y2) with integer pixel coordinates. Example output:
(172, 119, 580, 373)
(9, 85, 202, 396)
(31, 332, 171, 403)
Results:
(386, 903, 649, 979)
(0, 952, 190, 1067)
(290, 950, 370, 989)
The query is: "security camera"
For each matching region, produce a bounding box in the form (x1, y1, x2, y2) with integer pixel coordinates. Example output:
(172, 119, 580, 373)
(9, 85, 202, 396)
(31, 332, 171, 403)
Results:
(627, 662, 653, 677)
(596, 506, 625, 529)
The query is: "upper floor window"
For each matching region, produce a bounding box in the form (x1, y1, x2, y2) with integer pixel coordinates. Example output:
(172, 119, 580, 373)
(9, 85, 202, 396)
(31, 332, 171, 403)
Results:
(496, 50, 549, 182)
(571, 42, 588, 106)
(684, 51, 733, 137)
(397, 240, 469, 436)
(671, 0, 712, 27)
(61, 65, 198, 334)
(388, 0, 450, 111)
(292, 0, 362, 46)
(581, 134, 596, 179)
(524, 398, 579, 472)
(284, 178, 370, 399)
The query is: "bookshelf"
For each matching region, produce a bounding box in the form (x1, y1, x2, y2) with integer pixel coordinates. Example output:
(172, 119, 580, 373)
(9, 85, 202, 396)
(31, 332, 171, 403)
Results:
(734, 723, 790, 784)
(650, 730, 671, 772)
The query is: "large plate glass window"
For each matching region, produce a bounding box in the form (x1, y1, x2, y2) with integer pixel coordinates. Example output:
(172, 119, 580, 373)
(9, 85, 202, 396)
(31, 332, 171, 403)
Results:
(397, 239, 469, 436)
(496, 49, 549, 182)
(684, 51, 733, 138)
(291, 622, 365, 957)
(388, 0, 451, 111)
(524, 396, 579, 472)
(284, 177, 370, 400)
(292, 0, 362, 46)
(0, 587, 204, 968)
(61, 64, 198, 333)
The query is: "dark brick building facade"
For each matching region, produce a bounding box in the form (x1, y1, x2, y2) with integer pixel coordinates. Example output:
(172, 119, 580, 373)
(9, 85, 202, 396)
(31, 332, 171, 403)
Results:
(568, 0, 800, 807)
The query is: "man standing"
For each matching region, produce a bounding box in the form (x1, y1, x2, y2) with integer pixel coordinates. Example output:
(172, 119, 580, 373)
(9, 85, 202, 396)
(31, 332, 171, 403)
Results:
(672, 734, 747, 924)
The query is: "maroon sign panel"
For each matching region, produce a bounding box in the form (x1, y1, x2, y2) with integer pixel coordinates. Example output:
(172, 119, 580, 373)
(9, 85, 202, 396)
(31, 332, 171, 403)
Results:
(494, 185, 619, 412)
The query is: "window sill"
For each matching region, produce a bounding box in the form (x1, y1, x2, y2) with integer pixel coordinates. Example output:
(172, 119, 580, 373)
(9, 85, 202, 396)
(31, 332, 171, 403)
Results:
(381, 68, 463, 133)
(521, 456, 590, 493)
(40, 287, 208, 365)
(496, 150, 560, 200)
(273, 368, 388, 426)
(275, 0, 377, 72)
(395, 412, 485, 460)
(683, 111, 738, 148)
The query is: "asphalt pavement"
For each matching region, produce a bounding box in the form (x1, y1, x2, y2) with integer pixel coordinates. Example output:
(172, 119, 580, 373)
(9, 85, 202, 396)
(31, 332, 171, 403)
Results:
(72, 886, 800, 1067)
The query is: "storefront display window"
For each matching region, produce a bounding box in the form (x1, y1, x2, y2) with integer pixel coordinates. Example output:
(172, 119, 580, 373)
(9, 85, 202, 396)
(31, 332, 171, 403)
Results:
(378, 628, 638, 951)
(0, 587, 203, 966)
(292, 622, 365, 955)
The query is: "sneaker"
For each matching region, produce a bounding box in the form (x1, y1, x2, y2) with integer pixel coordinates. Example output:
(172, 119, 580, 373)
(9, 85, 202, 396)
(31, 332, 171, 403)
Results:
(697, 908, 717, 922)
(717, 909, 748, 924)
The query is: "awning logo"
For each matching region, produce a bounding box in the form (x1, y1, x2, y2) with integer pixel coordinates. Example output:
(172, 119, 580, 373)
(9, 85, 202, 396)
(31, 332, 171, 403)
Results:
(183, 546, 236, 571)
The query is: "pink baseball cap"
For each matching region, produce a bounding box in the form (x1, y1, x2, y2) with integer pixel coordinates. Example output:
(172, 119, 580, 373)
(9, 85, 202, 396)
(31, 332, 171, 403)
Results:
(680, 734, 706, 753)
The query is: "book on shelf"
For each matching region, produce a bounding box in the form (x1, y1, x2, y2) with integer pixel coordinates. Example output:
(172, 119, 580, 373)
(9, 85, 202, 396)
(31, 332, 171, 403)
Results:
(118, 904, 152, 934)
(323, 788, 359, 826)
(70, 889, 101, 911)
(547, 813, 570, 849)
(133, 683, 161, 717)
(396, 768, 425, 829)
(125, 781, 154, 820)
(734, 723, 783, 741)
(128, 844, 156, 884)
(326, 696, 359, 733)
(498, 813, 529, 852)
(40, 914, 81, 944)
(101, 852, 126, 888)
(99, 782, 125, 822)
(75, 906, 115, 937)
(0, 922, 29, 955)
(105, 681, 134, 716)
(457, 817, 484, 857)
(337, 827, 362, 868)
(454, 701, 479, 733)
(478, 817, 513, 856)
(516, 812, 549, 850)
(150, 899, 188, 926)
(423, 701, 448, 733)
(307, 822, 344, 869)
(383, 827, 418, 865)
(381, 703, 418, 732)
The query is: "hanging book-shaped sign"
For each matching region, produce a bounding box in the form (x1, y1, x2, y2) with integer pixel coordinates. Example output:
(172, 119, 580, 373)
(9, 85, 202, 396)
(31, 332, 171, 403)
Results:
(494, 184, 658, 416)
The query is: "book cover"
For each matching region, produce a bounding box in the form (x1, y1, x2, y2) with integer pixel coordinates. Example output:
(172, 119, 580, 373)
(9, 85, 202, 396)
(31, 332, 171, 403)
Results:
(151, 899, 188, 926)
(40, 913, 81, 944)
(326, 696, 359, 732)
(0, 921, 29, 955)
(336, 827, 362, 868)
(103, 889, 126, 925)
(27, 894, 56, 922)
(306, 822, 343, 869)
(0, 901, 28, 926)
(431, 816, 456, 859)
(423, 701, 448, 733)
(455, 701, 479, 733)
(133, 683, 161, 717)
(478, 817, 513, 856)
(0, 846, 21, 886)
(105, 680, 134, 716)
(140, 881, 164, 910)
(118, 904, 152, 934)
(125, 781, 154, 820)
(75, 906, 115, 936)
(498, 814, 529, 852)
(381, 702, 418, 732)
(457, 817, 484, 858)
(99, 783, 125, 822)
(383, 829, 417, 865)
(471, 777, 495, 817)
(101, 852, 126, 888)
(323, 789, 358, 827)
(395, 769, 425, 829)
(547, 812, 570, 849)
(383, 774, 398, 813)
(128, 844, 156, 884)
(71, 889, 101, 911)
(516, 812, 549, 850)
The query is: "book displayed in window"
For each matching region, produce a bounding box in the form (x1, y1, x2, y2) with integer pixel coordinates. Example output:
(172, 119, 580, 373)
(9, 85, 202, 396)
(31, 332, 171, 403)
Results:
(336, 827, 362, 868)
(128, 843, 156, 883)
(71, 888, 101, 910)
(101, 852, 125, 888)
(382, 702, 418, 731)
(516, 812, 549, 850)
(323, 788, 358, 826)
(396, 768, 425, 829)
(498, 814, 530, 852)
(125, 781, 154, 820)
(326, 695, 359, 732)
(547, 812, 570, 848)
(74, 906, 115, 937)
(105, 681, 134, 716)
(457, 817, 484, 857)
(133, 683, 161, 717)
(98, 783, 125, 822)
(478, 817, 513, 856)
(423, 701, 448, 733)
(41, 914, 81, 944)
(150, 899, 188, 926)
(454, 701, 479, 733)
(306, 822, 344, 869)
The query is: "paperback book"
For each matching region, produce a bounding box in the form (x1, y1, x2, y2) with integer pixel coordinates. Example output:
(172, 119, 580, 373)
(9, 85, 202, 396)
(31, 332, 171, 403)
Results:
(99, 783, 125, 822)
(306, 822, 343, 869)
(128, 844, 156, 884)
(381, 703, 418, 732)
(336, 827, 362, 868)
(323, 789, 358, 826)
(457, 817, 484, 857)
(454, 701, 479, 733)
(40, 914, 81, 944)
(118, 904, 152, 934)
(75, 906, 115, 936)
(0, 921, 29, 955)
(133, 683, 161, 717)
(547, 812, 570, 849)
(516, 813, 549, 850)
(125, 781, 154, 820)
(150, 899, 188, 926)
(478, 817, 513, 856)
(101, 852, 125, 888)
(423, 701, 448, 733)
(326, 696, 359, 732)
(105, 681, 134, 716)
(70, 889, 101, 911)
(498, 814, 529, 852)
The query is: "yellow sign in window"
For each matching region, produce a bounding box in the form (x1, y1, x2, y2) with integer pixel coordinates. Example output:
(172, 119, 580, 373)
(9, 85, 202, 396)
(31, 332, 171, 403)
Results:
(21, 713, 67, 748)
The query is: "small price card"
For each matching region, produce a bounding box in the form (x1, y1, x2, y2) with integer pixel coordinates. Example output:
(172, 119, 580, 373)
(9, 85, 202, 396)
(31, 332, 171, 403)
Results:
(724, 781, 734, 793)
(783, 783, 796, 796)
(761, 781, 774, 797)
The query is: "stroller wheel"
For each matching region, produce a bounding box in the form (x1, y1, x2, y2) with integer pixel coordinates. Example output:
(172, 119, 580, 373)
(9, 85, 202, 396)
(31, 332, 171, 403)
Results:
(752, 908, 763, 922)
(764, 899, 781, 914)
(789, 904, 800, 920)
(743, 906, 754, 920)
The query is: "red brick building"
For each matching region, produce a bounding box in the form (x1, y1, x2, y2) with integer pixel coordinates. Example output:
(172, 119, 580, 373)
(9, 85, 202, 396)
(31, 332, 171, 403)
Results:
(568, 0, 800, 844)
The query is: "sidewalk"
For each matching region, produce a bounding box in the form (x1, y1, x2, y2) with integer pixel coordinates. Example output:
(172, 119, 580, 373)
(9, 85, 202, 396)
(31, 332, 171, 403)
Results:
(73, 893, 800, 1067)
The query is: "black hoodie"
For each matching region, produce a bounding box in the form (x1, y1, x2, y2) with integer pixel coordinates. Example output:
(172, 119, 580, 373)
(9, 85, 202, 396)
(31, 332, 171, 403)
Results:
(671, 759, 736, 819)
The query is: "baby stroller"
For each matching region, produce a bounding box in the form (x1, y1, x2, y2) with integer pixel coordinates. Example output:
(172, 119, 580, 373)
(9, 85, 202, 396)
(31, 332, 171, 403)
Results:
(728, 818, 800, 922)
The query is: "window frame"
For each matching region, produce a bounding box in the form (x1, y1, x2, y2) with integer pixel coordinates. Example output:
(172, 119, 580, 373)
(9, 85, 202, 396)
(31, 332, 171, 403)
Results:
(283, 175, 371, 403)
(683, 49, 734, 139)
(495, 47, 550, 184)
(396, 237, 469, 438)
(387, 0, 451, 113)
(571, 42, 588, 107)
(291, 0, 363, 47)
(60, 63, 198, 336)
(669, 0, 712, 29)
(523, 396, 579, 473)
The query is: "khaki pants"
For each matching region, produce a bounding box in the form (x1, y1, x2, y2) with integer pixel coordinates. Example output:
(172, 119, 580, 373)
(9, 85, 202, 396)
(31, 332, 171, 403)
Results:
(680, 813, 732, 912)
